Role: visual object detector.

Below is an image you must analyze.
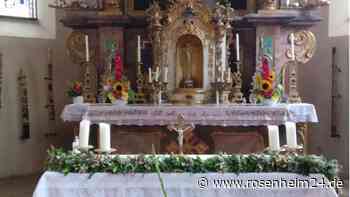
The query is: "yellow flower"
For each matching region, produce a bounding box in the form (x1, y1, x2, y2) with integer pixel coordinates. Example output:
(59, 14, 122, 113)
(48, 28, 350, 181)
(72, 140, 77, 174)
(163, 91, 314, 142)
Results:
(261, 80, 273, 92)
(255, 74, 262, 85)
(268, 71, 276, 81)
(113, 81, 123, 91)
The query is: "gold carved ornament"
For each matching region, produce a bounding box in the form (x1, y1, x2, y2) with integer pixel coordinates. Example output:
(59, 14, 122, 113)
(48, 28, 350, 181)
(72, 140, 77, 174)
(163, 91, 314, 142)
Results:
(66, 31, 96, 65)
(286, 30, 316, 64)
(99, 0, 122, 15)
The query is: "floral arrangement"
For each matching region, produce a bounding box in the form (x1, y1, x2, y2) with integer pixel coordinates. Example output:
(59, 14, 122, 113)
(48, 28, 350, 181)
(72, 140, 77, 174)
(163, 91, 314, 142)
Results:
(252, 55, 284, 104)
(46, 148, 339, 182)
(66, 81, 83, 97)
(103, 78, 129, 103)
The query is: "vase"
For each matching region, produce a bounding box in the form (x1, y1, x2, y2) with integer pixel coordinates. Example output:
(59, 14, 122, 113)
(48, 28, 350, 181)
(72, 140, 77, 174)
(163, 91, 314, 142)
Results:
(261, 99, 277, 106)
(112, 100, 127, 105)
(73, 96, 84, 104)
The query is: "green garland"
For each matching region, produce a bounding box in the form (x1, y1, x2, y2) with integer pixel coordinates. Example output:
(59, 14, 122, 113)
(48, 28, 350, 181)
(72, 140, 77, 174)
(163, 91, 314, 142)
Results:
(46, 148, 339, 181)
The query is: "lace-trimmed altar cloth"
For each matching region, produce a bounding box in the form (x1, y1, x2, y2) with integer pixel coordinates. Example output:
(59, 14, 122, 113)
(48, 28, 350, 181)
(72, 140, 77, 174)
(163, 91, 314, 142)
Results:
(33, 172, 337, 197)
(61, 103, 318, 126)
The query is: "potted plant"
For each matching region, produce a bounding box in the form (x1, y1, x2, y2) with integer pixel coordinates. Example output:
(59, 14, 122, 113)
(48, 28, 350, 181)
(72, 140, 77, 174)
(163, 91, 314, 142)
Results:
(67, 81, 83, 104)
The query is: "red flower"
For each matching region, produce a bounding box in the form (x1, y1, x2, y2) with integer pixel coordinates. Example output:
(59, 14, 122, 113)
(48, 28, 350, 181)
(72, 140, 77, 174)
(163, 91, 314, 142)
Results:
(115, 51, 123, 81)
(262, 91, 273, 98)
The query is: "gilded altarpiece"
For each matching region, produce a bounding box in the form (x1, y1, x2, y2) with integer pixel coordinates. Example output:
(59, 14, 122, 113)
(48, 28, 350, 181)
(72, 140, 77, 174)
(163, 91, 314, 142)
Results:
(57, 0, 327, 154)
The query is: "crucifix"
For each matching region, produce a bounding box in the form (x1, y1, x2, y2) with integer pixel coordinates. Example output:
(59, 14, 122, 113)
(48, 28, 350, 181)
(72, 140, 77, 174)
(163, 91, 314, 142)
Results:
(167, 114, 195, 154)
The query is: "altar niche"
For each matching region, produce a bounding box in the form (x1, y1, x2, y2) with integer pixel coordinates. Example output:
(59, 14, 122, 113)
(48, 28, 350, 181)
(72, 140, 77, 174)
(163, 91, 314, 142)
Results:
(176, 34, 203, 89)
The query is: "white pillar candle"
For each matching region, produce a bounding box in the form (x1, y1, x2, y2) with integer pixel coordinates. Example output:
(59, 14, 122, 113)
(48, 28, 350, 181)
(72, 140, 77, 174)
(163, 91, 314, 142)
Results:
(286, 0, 290, 7)
(155, 67, 160, 82)
(85, 35, 90, 62)
(286, 122, 298, 148)
(222, 34, 227, 69)
(148, 68, 152, 83)
(99, 123, 111, 151)
(216, 90, 220, 105)
(164, 67, 168, 82)
(291, 33, 295, 61)
(137, 35, 141, 63)
(227, 67, 231, 82)
(236, 33, 240, 61)
(79, 120, 91, 148)
(268, 125, 280, 151)
(158, 91, 162, 104)
(221, 68, 225, 82)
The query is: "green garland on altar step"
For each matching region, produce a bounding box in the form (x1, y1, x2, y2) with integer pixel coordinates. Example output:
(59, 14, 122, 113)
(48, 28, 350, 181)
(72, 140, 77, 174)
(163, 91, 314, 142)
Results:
(46, 148, 339, 181)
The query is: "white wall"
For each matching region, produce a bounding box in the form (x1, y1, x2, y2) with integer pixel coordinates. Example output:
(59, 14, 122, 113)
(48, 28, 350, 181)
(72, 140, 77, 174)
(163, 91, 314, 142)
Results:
(0, 0, 56, 39)
(0, 1, 72, 178)
(328, 0, 349, 37)
(302, 5, 349, 178)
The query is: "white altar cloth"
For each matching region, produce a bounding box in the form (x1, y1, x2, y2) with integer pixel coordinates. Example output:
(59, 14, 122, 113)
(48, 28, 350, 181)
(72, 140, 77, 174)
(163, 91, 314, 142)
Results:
(33, 172, 337, 197)
(61, 103, 318, 126)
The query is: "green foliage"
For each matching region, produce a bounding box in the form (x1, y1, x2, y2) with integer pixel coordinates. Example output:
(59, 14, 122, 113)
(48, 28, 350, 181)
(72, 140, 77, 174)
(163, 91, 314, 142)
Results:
(46, 148, 339, 181)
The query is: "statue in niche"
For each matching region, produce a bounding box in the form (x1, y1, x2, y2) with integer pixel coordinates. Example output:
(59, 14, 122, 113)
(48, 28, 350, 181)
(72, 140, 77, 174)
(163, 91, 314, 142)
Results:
(180, 43, 194, 88)
(176, 34, 203, 89)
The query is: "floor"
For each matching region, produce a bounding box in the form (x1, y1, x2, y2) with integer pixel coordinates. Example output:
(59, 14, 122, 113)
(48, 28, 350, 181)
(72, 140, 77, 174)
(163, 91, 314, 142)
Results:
(0, 174, 41, 197)
(0, 174, 348, 197)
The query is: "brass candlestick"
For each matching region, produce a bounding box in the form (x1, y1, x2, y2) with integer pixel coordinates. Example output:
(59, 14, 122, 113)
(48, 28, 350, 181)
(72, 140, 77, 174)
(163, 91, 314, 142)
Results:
(147, 80, 168, 105)
(135, 62, 147, 104)
(146, 68, 168, 105)
(231, 61, 244, 104)
(211, 78, 233, 105)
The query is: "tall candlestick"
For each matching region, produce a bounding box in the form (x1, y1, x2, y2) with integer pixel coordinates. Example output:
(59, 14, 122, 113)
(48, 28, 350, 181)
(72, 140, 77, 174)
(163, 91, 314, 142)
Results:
(268, 125, 280, 151)
(137, 35, 141, 63)
(85, 35, 90, 62)
(99, 123, 111, 151)
(164, 66, 168, 83)
(148, 68, 152, 83)
(291, 33, 296, 61)
(236, 33, 240, 61)
(286, 122, 298, 148)
(79, 120, 91, 148)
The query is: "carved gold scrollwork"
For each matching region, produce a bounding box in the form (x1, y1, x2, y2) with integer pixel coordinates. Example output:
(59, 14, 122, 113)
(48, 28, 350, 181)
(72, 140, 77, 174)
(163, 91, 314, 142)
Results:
(286, 30, 316, 64)
(66, 31, 96, 64)
(298, 0, 331, 8)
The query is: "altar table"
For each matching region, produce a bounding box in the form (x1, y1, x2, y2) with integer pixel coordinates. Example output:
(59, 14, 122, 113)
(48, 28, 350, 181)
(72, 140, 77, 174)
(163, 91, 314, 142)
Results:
(33, 172, 337, 197)
(61, 103, 318, 126)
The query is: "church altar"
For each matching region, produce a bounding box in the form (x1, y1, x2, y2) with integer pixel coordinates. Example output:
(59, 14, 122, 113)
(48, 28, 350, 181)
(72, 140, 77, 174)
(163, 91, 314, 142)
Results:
(34, 172, 338, 197)
(62, 103, 318, 126)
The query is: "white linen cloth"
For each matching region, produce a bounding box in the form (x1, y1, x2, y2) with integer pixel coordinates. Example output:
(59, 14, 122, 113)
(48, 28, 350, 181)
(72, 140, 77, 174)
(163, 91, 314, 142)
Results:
(33, 172, 337, 197)
(61, 103, 318, 126)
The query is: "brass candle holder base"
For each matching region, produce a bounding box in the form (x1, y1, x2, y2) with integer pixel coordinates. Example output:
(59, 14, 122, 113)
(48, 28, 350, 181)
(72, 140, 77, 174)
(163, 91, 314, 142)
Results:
(146, 80, 168, 105)
(211, 81, 233, 105)
(280, 145, 304, 155)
